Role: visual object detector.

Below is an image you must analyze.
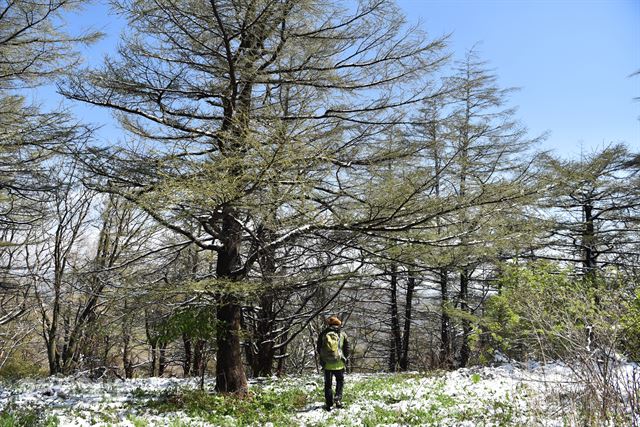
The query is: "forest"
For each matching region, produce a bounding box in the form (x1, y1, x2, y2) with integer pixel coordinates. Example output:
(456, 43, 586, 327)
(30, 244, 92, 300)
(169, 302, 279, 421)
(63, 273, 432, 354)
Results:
(0, 0, 638, 425)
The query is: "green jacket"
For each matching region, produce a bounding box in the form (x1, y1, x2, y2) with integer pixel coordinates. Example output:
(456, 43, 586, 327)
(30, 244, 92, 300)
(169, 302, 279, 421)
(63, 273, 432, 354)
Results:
(317, 326, 350, 371)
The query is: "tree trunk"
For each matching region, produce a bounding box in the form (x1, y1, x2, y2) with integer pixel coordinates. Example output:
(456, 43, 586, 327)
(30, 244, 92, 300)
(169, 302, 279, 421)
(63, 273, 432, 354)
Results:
(399, 275, 415, 371)
(388, 265, 402, 372)
(214, 208, 248, 394)
(123, 335, 133, 379)
(439, 268, 452, 369)
(46, 296, 61, 375)
(158, 342, 168, 377)
(582, 199, 597, 280)
(122, 301, 134, 379)
(183, 334, 192, 377)
(47, 336, 59, 376)
(250, 295, 276, 377)
(193, 339, 206, 378)
(459, 268, 471, 367)
(253, 340, 275, 377)
(276, 332, 288, 377)
(149, 340, 157, 377)
(249, 224, 278, 377)
(215, 297, 247, 393)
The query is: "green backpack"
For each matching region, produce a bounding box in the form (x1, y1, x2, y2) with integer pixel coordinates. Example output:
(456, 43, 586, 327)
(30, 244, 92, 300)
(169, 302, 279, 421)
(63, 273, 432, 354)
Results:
(320, 330, 342, 363)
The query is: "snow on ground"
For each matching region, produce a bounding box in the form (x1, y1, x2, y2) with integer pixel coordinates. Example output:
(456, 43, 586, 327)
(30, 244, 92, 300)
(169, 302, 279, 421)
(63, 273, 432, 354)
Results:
(294, 364, 584, 427)
(0, 376, 213, 426)
(0, 363, 637, 426)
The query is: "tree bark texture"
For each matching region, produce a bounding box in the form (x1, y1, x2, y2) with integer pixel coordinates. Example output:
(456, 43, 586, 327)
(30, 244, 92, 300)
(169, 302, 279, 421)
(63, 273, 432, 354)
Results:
(214, 207, 248, 394)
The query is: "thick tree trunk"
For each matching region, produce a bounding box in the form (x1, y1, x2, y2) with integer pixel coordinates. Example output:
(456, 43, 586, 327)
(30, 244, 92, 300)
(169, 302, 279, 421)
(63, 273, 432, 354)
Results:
(215, 297, 247, 393)
(214, 209, 248, 394)
(211, 4, 262, 392)
(212, 9, 265, 391)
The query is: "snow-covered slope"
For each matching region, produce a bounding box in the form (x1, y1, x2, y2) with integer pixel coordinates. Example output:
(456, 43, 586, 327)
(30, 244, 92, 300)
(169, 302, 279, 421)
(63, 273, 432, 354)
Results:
(0, 363, 637, 426)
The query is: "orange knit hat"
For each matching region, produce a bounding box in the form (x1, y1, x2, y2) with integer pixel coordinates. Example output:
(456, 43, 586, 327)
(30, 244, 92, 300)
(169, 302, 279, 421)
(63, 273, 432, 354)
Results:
(327, 316, 342, 326)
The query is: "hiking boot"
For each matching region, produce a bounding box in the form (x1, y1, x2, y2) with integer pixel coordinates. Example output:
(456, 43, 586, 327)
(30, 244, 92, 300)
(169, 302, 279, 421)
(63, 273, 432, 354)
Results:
(335, 400, 343, 408)
(323, 404, 332, 411)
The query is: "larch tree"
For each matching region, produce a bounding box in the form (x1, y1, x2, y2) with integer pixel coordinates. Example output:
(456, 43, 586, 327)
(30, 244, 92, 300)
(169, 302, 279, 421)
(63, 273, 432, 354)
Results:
(541, 144, 640, 279)
(61, 0, 448, 393)
(423, 49, 542, 367)
(0, 0, 98, 338)
(412, 89, 456, 368)
(0, 0, 98, 234)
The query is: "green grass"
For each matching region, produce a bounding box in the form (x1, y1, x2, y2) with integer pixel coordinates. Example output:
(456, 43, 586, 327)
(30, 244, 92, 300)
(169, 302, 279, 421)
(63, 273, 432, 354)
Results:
(0, 407, 59, 427)
(344, 372, 428, 404)
(306, 372, 527, 427)
(127, 415, 149, 427)
(143, 386, 309, 426)
(471, 372, 482, 384)
(0, 372, 531, 426)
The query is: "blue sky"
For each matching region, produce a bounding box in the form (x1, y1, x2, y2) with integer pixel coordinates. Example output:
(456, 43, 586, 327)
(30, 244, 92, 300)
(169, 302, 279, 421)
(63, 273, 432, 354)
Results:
(397, 0, 639, 157)
(56, 0, 640, 158)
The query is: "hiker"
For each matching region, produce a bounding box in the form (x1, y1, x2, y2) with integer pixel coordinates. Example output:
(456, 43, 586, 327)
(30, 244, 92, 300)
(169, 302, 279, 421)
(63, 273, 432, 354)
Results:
(317, 316, 350, 411)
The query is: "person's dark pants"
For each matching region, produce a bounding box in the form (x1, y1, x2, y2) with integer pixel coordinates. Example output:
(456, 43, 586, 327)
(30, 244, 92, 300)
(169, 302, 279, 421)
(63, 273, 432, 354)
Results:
(323, 369, 344, 407)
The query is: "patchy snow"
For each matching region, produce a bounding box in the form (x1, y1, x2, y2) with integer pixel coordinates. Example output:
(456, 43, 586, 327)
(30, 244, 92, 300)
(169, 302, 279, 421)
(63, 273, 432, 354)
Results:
(0, 363, 637, 426)
(294, 363, 637, 427)
(0, 376, 213, 426)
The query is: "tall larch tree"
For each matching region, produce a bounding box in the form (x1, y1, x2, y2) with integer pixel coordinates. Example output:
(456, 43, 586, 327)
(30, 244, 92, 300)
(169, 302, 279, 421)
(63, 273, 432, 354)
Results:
(61, 0, 448, 393)
(438, 49, 542, 367)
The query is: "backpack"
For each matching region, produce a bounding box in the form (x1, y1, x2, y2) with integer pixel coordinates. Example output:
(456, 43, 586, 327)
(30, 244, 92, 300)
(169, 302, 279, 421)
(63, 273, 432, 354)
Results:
(320, 330, 342, 363)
